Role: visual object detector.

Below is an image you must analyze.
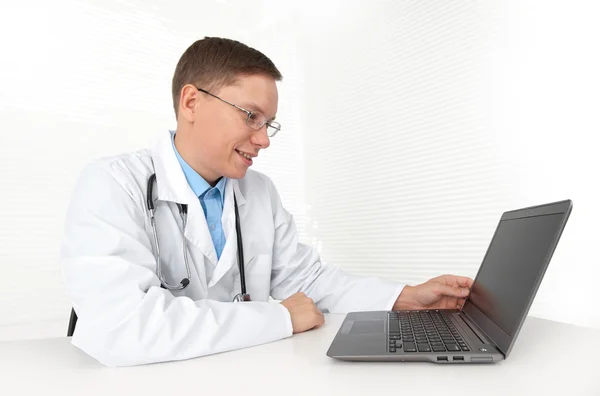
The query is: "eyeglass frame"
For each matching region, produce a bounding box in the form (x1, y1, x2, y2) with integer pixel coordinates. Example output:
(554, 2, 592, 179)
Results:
(196, 87, 281, 137)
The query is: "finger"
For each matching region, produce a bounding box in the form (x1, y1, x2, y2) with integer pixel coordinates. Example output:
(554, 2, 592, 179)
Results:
(302, 299, 316, 309)
(293, 292, 307, 300)
(436, 284, 469, 298)
(313, 308, 325, 322)
(456, 298, 467, 309)
(309, 311, 325, 329)
(281, 297, 301, 308)
(314, 306, 325, 318)
(287, 292, 309, 305)
(289, 292, 305, 300)
(316, 311, 326, 327)
(453, 276, 474, 288)
(437, 275, 473, 289)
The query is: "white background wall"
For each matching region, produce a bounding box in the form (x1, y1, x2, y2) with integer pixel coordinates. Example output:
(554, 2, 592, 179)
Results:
(0, 0, 598, 340)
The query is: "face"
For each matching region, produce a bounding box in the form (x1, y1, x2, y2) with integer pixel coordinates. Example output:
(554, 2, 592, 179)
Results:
(176, 74, 278, 185)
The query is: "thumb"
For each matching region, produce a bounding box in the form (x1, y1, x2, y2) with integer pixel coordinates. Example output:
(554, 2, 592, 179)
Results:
(435, 284, 469, 298)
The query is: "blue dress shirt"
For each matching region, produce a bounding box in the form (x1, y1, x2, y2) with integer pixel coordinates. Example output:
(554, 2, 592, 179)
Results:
(171, 133, 227, 260)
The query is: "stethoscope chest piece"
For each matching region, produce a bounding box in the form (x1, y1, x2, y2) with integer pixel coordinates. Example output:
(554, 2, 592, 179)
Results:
(233, 293, 252, 302)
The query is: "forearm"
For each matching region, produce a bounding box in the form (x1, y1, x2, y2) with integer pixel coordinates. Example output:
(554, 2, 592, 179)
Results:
(270, 243, 405, 313)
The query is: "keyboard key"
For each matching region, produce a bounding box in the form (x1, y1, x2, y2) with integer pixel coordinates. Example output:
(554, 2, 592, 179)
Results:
(417, 343, 431, 352)
(404, 342, 417, 352)
(432, 346, 446, 352)
(461, 346, 470, 351)
(446, 345, 461, 351)
(389, 348, 397, 353)
(389, 320, 400, 333)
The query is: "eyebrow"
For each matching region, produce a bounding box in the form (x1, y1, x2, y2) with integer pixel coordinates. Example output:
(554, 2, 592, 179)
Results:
(242, 102, 276, 121)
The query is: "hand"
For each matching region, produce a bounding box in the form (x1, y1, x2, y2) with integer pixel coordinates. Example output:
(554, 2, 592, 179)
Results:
(280, 292, 325, 334)
(393, 275, 474, 311)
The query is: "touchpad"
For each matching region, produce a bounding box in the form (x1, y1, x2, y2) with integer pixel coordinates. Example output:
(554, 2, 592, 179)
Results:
(348, 320, 385, 335)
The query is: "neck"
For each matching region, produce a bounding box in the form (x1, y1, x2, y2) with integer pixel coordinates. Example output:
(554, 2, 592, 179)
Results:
(174, 129, 220, 187)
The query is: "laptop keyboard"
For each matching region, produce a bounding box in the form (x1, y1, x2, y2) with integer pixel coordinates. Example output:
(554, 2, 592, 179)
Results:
(387, 310, 471, 353)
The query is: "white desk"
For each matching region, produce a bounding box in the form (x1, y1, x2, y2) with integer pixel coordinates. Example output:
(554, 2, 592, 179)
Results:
(1, 314, 599, 396)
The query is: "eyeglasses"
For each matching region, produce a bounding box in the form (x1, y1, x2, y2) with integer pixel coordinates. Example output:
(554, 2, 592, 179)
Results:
(197, 87, 281, 137)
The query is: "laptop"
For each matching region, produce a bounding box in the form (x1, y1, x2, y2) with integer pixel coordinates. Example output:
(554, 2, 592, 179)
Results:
(326, 199, 573, 363)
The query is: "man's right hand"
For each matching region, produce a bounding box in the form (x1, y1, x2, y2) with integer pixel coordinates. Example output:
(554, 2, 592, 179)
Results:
(280, 292, 325, 334)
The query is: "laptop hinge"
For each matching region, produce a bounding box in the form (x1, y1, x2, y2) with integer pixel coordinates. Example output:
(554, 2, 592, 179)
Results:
(458, 311, 506, 357)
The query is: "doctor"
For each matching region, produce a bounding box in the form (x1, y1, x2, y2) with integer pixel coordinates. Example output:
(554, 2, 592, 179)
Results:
(60, 37, 474, 367)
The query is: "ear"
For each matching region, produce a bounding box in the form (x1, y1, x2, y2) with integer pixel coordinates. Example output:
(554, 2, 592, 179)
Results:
(178, 84, 199, 123)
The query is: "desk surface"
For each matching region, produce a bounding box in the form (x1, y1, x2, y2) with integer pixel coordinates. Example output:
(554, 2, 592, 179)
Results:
(1, 314, 599, 396)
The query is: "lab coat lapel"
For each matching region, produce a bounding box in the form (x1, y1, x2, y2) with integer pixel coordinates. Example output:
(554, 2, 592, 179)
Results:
(208, 179, 247, 288)
(151, 130, 218, 266)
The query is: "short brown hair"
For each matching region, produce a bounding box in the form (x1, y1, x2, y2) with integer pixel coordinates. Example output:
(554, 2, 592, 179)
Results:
(171, 37, 282, 119)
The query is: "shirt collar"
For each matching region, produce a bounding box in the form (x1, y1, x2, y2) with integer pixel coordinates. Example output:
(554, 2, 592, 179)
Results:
(171, 131, 227, 203)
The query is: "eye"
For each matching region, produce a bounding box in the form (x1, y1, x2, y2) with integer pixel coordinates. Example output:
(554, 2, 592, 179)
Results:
(248, 112, 258, 121)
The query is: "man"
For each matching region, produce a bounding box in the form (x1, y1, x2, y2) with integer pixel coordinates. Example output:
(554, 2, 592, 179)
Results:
(60, 37, 473, 367)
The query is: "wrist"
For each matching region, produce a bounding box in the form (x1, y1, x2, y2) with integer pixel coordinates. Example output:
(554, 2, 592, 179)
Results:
(392, 285, 420, 311)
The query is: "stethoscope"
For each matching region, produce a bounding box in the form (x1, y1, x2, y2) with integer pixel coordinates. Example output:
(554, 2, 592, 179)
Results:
(146, 173, 251, 302)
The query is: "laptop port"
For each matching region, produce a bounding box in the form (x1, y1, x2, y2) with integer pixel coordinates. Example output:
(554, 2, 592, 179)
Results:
(437, 356, 448, 361)
(453, 356, 464, 361)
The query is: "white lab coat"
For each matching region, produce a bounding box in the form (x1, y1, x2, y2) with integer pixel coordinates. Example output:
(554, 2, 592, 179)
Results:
(60, 130, 405, 367)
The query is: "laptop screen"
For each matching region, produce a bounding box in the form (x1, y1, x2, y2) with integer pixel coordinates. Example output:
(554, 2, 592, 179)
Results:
(469, 213, 564, 335)
(463, 200, 571, 356)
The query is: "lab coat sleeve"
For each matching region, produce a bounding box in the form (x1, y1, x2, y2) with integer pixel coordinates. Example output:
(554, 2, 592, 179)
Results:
(266, 177, 406, 313)
(60, 162, 292, 367)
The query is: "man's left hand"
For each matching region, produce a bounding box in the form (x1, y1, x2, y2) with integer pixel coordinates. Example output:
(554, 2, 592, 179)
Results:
(393, 275, 474, 311)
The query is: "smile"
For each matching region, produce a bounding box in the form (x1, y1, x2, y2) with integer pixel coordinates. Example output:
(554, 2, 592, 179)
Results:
(235, 149, 253, 160)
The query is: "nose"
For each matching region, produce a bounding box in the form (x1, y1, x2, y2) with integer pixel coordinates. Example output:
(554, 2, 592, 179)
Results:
(251, 125, 271, 149)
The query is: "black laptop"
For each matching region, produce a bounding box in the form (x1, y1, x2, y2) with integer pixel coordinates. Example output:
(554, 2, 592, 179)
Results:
(327, 199, 572, 363)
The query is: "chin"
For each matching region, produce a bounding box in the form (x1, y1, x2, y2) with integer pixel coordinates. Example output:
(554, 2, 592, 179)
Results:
(225, 167, 248, 180)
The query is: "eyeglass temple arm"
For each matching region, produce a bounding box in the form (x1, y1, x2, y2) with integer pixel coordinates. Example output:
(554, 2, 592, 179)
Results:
(197, 87, 251, 115)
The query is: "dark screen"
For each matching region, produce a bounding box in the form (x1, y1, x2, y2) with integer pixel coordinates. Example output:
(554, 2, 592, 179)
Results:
(468, 213, 563, 336)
